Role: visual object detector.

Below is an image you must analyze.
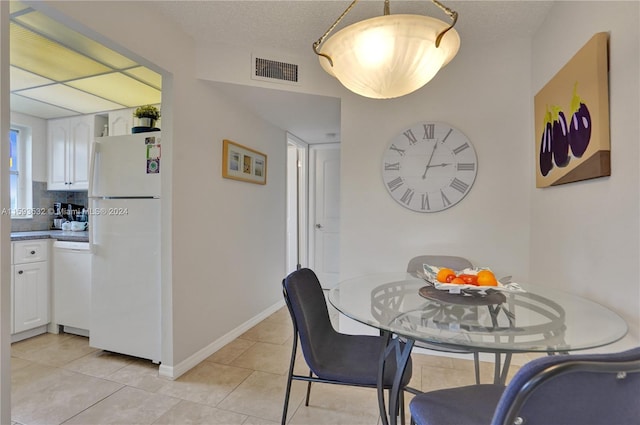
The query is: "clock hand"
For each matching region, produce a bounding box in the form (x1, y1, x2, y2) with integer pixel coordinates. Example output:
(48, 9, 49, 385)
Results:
(422, 141, 438, 179)
(426, 163, 451, 169)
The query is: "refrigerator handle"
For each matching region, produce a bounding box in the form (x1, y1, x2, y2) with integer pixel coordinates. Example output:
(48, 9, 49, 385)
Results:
(88, 141, 100, 197)
(88, 198, 95, 254)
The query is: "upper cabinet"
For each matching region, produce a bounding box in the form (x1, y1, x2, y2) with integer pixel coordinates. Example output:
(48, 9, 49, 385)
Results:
(48, 115, 106, 191)
(109, 108, 135, 136)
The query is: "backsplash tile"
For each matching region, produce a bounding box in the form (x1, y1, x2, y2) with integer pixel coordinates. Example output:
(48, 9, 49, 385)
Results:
(11, 181, 88, 232)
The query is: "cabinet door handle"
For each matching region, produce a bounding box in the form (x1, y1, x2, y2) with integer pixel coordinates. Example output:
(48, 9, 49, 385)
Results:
(30, 250, 36, 255)
(18, 270, 23, 275)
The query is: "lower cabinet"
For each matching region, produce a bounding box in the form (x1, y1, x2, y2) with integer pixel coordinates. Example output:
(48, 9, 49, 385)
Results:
(11, 240, 50, 338)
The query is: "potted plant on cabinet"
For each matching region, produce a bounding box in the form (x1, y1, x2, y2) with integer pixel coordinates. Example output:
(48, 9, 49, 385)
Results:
(133, 105, 160, 132)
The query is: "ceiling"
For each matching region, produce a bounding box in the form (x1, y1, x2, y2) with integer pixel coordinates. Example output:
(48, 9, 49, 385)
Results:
(9, 1, 161, 120)
(9, 1, 554, 143)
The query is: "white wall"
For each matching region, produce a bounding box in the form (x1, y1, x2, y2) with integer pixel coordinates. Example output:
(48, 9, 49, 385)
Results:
(340, 36, 532, 282)
(31, 1, 287, 370)
(530, 1, 640, 344)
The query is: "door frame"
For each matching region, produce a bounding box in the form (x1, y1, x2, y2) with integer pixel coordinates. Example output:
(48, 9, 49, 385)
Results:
(286, 133, 308, 273)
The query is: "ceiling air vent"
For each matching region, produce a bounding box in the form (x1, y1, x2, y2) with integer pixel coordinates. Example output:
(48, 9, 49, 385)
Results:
(252, 56, 299, 85)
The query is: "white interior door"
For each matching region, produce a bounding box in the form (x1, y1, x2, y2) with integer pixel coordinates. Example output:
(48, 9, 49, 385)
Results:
(311, 145, 340, 288)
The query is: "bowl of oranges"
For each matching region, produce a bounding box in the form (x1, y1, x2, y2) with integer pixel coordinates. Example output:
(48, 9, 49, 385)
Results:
(422, 264, 525, 294)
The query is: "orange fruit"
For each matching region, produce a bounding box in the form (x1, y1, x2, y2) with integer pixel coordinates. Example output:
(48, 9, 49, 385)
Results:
(477, 270, 495, 280)
(451, 277, 465, 284)
(436, 268, 456, 283)
(477, 273, 498, 287)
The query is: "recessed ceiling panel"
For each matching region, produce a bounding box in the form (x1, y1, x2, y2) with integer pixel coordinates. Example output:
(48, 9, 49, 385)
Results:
(15, 11, 138, 70)
(10, 93, 80, 119)
(10, 22, 111, 81)
(18, 84, 125, 114)
(124, 66, 162, 90)
(67, 73, 162, 107)
(10, 66, 53, 91)
(9, 1, 30, 15)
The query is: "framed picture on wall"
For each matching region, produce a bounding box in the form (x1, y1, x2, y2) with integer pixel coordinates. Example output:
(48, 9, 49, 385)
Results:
(534, 32, 610, 188)
(222, 139, 267, 185)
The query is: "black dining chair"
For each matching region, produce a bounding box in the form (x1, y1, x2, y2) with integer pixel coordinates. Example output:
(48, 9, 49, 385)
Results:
(409, 346, 640, 425)
(406, 255, 482, 384)
(281, 268, 413, 425)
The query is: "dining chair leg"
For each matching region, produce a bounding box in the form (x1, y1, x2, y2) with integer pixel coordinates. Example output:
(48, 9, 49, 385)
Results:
(473, 352, 480, 384)
(281, 331, 299, 425)
(305, 370, 313, 406)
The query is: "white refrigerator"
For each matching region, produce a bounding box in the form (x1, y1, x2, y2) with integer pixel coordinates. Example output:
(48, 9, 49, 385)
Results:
(89, 133, 162, 362)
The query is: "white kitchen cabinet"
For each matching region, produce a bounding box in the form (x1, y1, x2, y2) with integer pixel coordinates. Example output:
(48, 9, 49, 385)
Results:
(12, 240, 50, 336)
(48, 115, 105, 191)
(108, 108, 135, 136)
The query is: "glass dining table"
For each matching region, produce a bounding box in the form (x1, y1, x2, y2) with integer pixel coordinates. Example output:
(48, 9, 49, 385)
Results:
(328, 272, 628, 425)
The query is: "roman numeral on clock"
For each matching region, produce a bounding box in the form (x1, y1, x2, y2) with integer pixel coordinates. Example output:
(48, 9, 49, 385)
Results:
(457, 163, 475, 171)
(423, 123, 435, 140)
(389, 144, 406, 156)
(387, 177, 404, 192)
(450, 178, 469, 193)
(440, 190, 452, 207)
(453, 142, 470, 155)
(400, 188, 414, 205)
(421, 193, 430, 211)
(403, 129, 418, 145)
(384, 162, 400, 171)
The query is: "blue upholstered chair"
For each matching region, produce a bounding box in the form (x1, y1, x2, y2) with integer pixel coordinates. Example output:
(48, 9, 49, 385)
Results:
(281, 268, 413, 425)
(409, 347, 640, 425)
(406, 255, 482, 384)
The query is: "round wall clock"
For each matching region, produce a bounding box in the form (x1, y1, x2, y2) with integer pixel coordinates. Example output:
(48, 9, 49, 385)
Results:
(382, 121, 478, 213)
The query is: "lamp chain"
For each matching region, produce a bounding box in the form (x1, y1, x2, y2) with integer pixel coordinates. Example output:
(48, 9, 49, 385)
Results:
(312, 0, 459, 64)
(430, 0, 458, 47)
(312, 0, 360, 67)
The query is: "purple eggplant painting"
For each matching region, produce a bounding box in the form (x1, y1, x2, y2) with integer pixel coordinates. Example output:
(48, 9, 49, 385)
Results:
(568, 82, 592, 158)
(539, 108, 553, 176)
(534, 32, 610, 188)
(538, 85, 593, 177)
(551, 107, 570, 167)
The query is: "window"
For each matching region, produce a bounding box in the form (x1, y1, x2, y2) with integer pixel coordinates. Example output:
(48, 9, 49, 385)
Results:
(10, 129, 19, 211)
(9, 126, 32, 218)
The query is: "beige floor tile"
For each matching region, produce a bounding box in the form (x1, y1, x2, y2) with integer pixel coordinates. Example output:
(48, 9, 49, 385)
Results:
(12, 366, 123, 425)
(419, 364, 494, 392)
(10, 332, 75, 354)
(288, 383, 381, 424)
(154, 399, 248, 424)
(65, 386, 180, 424)
(242, 416, 279, 425)
(63, 349, 135, 378)
(157, 361, 253, 406)
(217, 370, 307, 423)
(240, 319, 293, 345)
(266, 307, 292, 325)
(230, 341, 293, 375)
(10, 356, 32, 372)
(12, 334, 98, 367)
(206, 338, 257, 365)
(107, 357, 167, 393)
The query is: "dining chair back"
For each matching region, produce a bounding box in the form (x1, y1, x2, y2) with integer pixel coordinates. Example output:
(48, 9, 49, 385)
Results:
(406, 255, 481, 384)
(406, 255, 473, 277)
(281, 268, 413, 425)
(409, 347, 640, 425)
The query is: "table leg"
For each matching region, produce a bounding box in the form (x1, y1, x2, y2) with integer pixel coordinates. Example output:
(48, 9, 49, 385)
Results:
(378, 332, 414, 425)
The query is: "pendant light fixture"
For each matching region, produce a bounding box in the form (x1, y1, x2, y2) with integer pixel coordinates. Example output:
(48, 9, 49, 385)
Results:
(313, 0, 460, 99)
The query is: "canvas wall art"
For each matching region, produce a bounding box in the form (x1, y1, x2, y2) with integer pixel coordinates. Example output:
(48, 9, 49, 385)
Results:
(535, 32, 610, 188)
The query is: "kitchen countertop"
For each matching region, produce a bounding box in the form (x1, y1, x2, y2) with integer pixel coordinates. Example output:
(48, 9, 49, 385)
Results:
(11, 230, 89, 243)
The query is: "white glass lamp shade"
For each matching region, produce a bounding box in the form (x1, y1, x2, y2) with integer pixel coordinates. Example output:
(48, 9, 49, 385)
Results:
(319, 14, 460, 99)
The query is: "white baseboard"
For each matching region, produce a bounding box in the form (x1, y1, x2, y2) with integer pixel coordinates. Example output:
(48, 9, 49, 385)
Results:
(158, 299, 286, 380)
